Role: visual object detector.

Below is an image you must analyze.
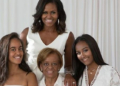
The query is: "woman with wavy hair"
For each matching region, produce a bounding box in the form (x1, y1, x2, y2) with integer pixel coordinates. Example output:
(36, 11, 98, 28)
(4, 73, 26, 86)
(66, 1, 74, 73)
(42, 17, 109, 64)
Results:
(0, 32, 38, 86)
(20, 0, 76, 85)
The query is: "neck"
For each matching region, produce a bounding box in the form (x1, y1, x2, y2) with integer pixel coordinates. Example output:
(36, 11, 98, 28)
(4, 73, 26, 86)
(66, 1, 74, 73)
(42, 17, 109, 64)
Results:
(45, 74, 58, 86)
(8, 62, 20, 75)
(43, 26, 56, 32)
(87, 62, 99, 70)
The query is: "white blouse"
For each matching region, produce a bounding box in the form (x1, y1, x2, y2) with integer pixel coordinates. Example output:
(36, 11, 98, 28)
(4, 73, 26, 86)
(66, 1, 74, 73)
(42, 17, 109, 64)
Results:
(78, 65, 120, 86)
(39, 74, 65, 86)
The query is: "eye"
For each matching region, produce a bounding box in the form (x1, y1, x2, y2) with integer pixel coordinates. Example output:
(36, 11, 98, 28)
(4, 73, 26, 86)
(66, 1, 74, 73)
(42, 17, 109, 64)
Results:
(83, 49, 88, 52)
(10, 48, 16, 51)
(43, 11, 48, 14)
(51, 11, 56, 14)
(43, 63, 49, 66)
(19, 47, 23, 51)
(52, 63, 58, 66)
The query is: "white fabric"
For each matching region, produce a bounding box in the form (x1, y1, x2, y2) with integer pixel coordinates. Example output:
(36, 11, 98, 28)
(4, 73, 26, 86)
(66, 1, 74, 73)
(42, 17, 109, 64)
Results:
(38, 74, 64, 86)
(78, 65, 120, 86)
(26, 28, 70, 81)
(0, 0, 120, 74)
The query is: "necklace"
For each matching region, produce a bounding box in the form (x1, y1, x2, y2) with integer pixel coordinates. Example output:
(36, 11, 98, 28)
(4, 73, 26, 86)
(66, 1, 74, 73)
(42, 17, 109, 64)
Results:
(88, 68, 96, 75)
(85, 65, 101, 86)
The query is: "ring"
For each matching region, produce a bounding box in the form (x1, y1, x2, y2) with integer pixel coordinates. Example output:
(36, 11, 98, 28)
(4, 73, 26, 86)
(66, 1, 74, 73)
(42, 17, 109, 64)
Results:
(73, 82, 75, 84)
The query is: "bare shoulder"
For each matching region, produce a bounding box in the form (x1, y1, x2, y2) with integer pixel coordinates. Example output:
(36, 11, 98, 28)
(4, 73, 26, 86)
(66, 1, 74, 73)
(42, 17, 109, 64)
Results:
(20, 27, 29, 49)
(26, 72, 38, 86)
(66, 31, 75, 44)
(69, 32, 74, 39)
(20, 27, 29, 39)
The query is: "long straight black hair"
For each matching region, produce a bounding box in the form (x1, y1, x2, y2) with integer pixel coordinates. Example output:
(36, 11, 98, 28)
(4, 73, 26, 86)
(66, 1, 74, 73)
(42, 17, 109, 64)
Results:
(0, 32, 31, 85)
(72, 34, 107, 85)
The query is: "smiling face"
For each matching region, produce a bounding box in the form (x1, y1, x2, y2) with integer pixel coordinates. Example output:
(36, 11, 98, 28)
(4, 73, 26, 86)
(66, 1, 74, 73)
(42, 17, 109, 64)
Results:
(41, 3, 58, 28)
(9, 38, 23, 65)
(40, 53, 60, 79)
(75, 41, 96, 66)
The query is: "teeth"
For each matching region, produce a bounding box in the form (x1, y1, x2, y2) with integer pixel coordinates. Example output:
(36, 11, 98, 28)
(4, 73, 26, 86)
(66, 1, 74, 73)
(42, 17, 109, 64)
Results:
(47, 71, 53, 74)
(46, 19, 52, 23)
(83, 58, 88, 61)
(15, 56, 21, 59)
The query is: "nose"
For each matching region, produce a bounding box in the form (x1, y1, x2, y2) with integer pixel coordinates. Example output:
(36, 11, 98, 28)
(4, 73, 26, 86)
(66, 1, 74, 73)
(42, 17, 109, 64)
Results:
(47, 13, 52, 18)
(47, 63, 53, 69)
(16, 49, 20, 55)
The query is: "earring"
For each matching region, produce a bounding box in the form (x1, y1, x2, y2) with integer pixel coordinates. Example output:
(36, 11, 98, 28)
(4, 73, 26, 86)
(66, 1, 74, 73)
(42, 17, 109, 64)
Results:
(39, 20, 41, 23)
(58, 19, 59, 24)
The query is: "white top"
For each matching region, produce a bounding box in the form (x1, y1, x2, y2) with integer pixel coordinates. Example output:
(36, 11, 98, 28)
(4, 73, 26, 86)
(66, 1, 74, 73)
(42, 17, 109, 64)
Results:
(39, 74, 65, 86)
(78, 65, 120, 86)
(26, 28, 70, 81)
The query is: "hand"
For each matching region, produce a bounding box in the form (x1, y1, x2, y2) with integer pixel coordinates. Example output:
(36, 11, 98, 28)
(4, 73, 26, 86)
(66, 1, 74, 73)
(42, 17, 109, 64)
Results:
(64, 74, 76, 86)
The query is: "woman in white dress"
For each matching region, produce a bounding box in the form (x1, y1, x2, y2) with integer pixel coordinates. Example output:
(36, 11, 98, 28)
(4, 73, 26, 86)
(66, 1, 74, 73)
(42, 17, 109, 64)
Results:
(0, 32, 38, 86)
(72, 34, 120, 86)
(20, 0, 76, 85)
(37, 48, 65, 86)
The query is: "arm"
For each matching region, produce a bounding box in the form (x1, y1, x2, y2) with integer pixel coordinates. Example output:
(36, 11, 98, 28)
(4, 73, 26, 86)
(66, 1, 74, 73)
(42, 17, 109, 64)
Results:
(64, 32, 74, 72)
(20, 27, 29, 50)
(27, 72, 38, 86)
(64, 32, 76, 86)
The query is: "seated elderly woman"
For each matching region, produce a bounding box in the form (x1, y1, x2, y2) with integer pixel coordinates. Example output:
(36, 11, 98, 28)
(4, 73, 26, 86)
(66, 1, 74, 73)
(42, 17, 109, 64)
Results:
(0, 32, 38, 86)
(37, 48, 72, 86)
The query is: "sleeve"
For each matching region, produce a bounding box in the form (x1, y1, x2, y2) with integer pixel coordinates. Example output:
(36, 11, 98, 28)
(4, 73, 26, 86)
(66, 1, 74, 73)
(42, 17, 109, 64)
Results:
(110, 67, 120, 86)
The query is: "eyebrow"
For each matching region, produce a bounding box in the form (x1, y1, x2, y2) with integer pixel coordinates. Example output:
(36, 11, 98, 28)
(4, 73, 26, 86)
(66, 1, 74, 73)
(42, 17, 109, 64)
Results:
(82, 47, 89, 49)
(10, 46, 22, 49)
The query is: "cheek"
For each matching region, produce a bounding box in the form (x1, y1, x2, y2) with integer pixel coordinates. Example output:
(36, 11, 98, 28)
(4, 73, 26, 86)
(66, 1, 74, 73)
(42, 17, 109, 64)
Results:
(77, 55, 82, 61)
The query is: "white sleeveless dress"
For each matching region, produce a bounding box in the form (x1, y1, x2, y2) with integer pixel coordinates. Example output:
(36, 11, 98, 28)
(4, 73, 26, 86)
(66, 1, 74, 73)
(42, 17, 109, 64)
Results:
(26, 27, 70, 81)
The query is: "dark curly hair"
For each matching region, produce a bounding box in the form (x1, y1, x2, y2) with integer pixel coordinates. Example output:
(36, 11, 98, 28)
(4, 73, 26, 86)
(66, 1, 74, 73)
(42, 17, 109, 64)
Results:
(0, 32, 31, 85)
(32, 0, 66, 34)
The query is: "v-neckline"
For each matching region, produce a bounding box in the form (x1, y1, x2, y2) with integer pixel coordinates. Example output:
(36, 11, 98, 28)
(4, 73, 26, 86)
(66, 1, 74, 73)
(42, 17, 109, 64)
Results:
(85, 65, 101, 86)
(38, 32, 59, 46)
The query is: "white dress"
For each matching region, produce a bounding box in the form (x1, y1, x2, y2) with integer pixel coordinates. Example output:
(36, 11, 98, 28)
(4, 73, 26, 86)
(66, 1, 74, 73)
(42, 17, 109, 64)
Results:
(78, 65, 120, 86)
(38, 74, 65, 86)
(26, 28, 70, 81)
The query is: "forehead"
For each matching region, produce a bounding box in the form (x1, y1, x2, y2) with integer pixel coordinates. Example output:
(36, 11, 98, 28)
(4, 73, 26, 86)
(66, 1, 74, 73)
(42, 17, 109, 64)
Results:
(9, 38, 22, 47)
(44, 3, 57, 11)
(43, 53, 59, 62)
(76, 41, 89, 50)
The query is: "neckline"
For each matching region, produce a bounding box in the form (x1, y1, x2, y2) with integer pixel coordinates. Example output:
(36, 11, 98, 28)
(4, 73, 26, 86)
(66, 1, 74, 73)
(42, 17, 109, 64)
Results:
(38, 32, 59, 46)
(85, 65, 102, 86)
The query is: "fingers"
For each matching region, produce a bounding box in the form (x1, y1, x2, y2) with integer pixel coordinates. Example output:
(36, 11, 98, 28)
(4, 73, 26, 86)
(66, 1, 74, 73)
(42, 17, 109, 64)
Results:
(64, 74, 76, 86)
(64, 81, 76, 86)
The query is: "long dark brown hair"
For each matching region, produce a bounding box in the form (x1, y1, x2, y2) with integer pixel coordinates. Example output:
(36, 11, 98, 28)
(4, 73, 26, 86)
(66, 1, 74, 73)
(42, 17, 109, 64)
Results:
(32, 0, 66, 34)
(0, 32, 31, 85)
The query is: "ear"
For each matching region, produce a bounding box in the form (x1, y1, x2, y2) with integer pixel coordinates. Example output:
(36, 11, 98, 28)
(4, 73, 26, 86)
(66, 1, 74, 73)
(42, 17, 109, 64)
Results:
(39, 64, 43, 72)
(58, 64, 61, 71)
